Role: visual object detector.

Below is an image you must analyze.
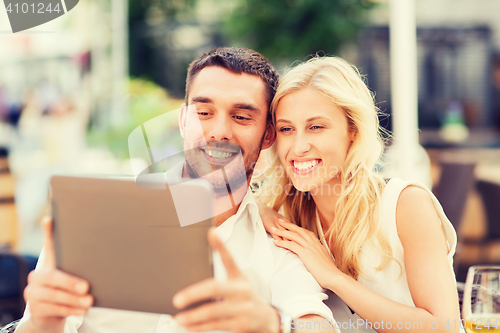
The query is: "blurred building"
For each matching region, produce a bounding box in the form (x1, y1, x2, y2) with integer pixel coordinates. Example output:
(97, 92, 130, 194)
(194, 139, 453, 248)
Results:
(352, 0, 500, 144)
(0, 0, 130, 255)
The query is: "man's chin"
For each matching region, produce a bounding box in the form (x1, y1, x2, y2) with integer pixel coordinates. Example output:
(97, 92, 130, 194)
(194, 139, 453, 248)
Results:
(208, 178, 247, 197)
(200, 171, 245, 192)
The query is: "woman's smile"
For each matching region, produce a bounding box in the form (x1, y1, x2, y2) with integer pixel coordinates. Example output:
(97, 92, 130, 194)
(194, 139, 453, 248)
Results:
(290, 159, 322, 175)
(275, 87, 354, 193)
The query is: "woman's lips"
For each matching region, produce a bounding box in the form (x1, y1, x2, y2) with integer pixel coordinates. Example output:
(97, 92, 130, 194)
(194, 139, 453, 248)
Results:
(290, 159, 322, 175)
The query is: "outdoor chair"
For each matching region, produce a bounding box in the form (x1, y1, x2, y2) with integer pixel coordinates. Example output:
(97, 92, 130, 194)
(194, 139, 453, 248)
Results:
(433, 162, 476, 232)
(432, 162, 476, 271)
(474, 180, 500, 262)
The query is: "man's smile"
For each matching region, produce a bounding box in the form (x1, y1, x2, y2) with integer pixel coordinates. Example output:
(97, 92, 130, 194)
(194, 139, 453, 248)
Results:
(198, 143, 241, 166)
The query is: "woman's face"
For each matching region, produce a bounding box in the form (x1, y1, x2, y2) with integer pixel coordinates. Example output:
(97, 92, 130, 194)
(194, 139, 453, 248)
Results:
(275, 87, 355, 193)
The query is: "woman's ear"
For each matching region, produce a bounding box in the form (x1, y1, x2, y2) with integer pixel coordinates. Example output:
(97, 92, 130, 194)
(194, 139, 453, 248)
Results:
(179, 103, 187, 139)
(349, 129, 357, 142)
(261, 122, 276, 150)
(347, 129, 357, 152)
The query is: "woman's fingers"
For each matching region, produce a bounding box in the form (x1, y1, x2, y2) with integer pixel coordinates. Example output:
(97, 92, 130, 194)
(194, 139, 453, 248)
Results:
(270, 227, 308, 248)
(271, 234, 283, 241)
(277, 219, 318, 244)
(277, 218, 302, 231)
(273, 239, 303, 255)
(275, 217, 289, 230)
(269, 218, 285, 241)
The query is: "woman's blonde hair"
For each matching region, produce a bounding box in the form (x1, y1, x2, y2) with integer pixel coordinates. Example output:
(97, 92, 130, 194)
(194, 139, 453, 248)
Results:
(256, 56, 393, 280)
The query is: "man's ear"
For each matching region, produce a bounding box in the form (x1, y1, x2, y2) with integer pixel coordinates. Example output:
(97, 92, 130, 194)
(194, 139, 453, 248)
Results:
(179, 103, 187, 138)
(261, 122, 276, 150)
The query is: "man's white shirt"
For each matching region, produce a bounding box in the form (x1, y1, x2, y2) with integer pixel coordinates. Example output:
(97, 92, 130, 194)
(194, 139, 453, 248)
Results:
(17, 164, 333, 332)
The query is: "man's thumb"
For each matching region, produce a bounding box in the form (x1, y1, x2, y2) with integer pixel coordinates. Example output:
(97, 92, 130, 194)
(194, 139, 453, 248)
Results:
(41, 216, 56, 269)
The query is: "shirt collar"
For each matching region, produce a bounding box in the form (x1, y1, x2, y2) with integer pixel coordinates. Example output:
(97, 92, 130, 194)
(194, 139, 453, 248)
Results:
(165, 161, 260, 231)
(229, 189, 259, 231)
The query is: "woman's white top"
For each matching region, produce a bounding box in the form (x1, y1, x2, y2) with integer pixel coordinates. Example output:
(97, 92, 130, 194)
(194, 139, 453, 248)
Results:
(317, 178, 459, 332)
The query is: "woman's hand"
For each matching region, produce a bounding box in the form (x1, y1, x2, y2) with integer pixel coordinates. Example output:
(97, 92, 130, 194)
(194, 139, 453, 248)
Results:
(256, 201, 289, 240)
(271, 219, 341, 290)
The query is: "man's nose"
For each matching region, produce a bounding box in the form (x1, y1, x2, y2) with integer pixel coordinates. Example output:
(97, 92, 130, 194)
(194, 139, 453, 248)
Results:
(292, 132, 312, 156)
(208, 115, 233, 142)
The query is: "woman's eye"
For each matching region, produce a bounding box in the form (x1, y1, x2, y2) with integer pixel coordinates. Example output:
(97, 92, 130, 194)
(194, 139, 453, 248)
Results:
(310, 125, 324, 130)
(279, 127, 292, 132)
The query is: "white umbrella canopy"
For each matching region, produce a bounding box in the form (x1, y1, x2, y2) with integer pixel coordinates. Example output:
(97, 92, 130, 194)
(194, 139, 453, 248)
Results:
(387, 0, 431, 188)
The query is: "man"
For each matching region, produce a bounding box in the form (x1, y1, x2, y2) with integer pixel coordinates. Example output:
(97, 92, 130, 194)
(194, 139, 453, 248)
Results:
(15, 47, 335, 333)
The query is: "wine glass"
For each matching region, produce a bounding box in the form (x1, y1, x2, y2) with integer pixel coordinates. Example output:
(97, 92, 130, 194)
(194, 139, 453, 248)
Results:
(463, 265, 500, 333)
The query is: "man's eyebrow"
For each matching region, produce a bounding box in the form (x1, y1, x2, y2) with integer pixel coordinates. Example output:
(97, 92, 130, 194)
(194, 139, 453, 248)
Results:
(190, 97, 259, 113)
(191, 96, 213, 104)
(233, 103, 260, 113)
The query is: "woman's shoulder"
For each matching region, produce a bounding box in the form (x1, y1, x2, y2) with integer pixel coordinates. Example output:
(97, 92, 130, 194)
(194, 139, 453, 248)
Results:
(396, 185, 438, 228)
(382, 178, 440, 226)
(382, 178, 433, 203)
(379, 178, 446, 237)
(384, 178, 457, 256)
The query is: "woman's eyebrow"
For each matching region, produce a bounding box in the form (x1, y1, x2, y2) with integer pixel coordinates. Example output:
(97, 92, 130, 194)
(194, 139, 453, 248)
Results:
(306, 116, 330, 122)
(276, 117, 330, 124)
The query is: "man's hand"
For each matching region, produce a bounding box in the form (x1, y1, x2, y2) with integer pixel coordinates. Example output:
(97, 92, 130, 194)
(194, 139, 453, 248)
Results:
(21, 217, 93, 332)
(173, 228, 280, 333)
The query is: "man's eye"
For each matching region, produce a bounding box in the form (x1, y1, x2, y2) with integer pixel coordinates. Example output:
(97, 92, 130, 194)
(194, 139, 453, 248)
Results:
(234, 115, 250, 121)
(197, 112, 210, 116)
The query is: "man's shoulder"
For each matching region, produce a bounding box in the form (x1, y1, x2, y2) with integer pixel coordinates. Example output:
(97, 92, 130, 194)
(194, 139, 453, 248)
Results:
(260, 229, 304, 270)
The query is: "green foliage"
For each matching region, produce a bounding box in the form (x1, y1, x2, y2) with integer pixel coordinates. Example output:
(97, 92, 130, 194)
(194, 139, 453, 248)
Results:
(88, 78, 183, 160)
(223, 0, 375, 62)
(128, 0, 197, 23)
(127, 78, 183, 128)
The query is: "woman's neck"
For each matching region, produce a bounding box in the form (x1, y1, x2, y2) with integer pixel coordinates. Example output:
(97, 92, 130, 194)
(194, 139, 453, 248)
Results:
(310, 177, 342, 231)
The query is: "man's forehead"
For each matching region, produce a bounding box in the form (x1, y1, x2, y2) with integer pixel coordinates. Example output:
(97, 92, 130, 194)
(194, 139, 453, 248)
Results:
(189, 66, 266, 97)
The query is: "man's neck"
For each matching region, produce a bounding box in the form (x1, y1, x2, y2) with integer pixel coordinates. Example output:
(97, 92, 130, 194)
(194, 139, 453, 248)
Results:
(181, 164, 249, 227)
(212, 205, 240, 227)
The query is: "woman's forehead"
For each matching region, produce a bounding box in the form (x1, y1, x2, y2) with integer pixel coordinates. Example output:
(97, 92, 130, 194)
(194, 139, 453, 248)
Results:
(275, 87, 346, 123)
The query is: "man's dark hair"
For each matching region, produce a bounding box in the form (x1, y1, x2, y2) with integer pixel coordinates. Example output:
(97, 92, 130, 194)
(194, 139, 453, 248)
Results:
(185, 47, 279, 113)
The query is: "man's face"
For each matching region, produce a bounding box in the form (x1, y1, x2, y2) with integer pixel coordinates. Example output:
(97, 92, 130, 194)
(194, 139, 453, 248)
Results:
(180, 66, 274, 196)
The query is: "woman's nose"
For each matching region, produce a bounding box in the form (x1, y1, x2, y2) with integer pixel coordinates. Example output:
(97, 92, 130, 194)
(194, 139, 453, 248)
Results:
(292, 132, 312, 156)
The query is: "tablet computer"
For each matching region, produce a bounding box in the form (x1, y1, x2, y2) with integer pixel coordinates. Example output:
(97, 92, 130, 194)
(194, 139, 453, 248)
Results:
(50, 174, 213, 315)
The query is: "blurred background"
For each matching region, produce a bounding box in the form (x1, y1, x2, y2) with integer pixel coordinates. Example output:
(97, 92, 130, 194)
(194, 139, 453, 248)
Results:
(1, 0, 500, 325)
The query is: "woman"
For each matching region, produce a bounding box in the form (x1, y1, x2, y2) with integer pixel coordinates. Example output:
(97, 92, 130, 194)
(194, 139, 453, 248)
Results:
(255, 56, 461, 333)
